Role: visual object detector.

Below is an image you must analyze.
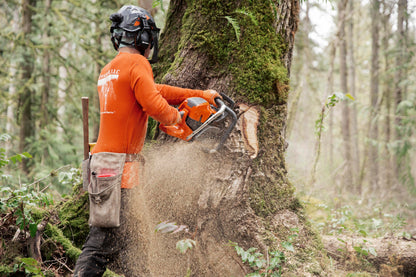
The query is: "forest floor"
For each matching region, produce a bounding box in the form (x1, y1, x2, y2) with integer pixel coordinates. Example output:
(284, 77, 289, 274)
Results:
(1, 141, 416, 276)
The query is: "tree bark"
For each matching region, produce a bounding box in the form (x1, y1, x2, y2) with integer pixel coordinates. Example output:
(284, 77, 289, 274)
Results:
(338, 0, 353, 190)
(91, 2, 102, 142)
(6, 9, 20, 155)
(326, 39, 337, 187)
(287, 2, 311, 140)
(393, 0, 408, 185)
(18, 0, 36, 173)
(381, 0, 394, 190)
(347, 0, 361, 194)
(40, 0, 52, 164)
(142, 0, 327, 276)
(369, 0, 380, 192)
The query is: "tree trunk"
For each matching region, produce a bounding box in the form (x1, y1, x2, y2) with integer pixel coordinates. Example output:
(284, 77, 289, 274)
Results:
(6, 9, 20, 154)
(393, 0, 408, 186)
(381, 0, 394, 190)
(137, 0, 327, 276)
(138, 0, 156, 15)
(287, 1, 311, 140)
(57, 44, 68, 138)
(326, 39, 337, 188)
(347, 0, 361, 194)
(40, 0, 52, 164)
(91, 4, 102, 143)
(18, 0, 36, 173)
(338, 0, 353, 190)
(369, 0, 380, 192)
(394, 0, 407, 182)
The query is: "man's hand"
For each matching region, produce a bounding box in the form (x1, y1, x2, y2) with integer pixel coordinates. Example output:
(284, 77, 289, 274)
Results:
(173, 110, 185, 125)
(202, 89, 222, 106)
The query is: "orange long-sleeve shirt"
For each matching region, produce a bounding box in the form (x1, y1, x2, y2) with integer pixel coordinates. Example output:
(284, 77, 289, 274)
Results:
(92, 52, 206, 187)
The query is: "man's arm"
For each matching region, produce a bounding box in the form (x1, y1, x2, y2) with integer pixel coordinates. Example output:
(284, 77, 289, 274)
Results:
(131, 65, 180, 126)
(156, 84, 221, 106)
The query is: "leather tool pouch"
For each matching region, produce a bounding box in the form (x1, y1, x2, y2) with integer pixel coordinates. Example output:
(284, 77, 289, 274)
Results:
(88, 152, 126, 227)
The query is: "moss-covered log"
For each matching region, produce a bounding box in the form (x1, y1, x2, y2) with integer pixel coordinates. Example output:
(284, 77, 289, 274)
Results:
(0, 180, 89, 276)
(55, 183, 90, 249)
(323, 235, 416, 276)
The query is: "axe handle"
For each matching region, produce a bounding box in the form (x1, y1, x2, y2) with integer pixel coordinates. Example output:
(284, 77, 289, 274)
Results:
(82, 97, 89, 160)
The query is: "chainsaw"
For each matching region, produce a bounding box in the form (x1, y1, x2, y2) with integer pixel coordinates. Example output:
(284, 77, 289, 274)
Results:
(159, 93, 238, 152)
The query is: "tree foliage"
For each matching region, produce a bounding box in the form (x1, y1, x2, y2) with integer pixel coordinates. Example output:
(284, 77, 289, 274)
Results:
(0, 0, 119, 192)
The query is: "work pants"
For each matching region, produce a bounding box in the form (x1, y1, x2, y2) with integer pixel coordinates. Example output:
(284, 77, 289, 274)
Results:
(73, 188, 147, 277)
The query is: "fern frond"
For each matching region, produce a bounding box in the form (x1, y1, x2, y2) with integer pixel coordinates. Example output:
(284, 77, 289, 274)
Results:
(235, 9, 259, 26)
(224, 16, 241, 42)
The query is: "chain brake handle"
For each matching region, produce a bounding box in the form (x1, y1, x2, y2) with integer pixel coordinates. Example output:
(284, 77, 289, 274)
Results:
(210, 94, 238, 152)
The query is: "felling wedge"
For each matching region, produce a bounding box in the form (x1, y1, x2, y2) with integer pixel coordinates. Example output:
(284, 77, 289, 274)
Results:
(159, 93, 238, 152)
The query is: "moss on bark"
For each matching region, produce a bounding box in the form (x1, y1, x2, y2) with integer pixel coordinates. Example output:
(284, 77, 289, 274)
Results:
(155, 1, 289, 106)
(44, 223, 82, 261)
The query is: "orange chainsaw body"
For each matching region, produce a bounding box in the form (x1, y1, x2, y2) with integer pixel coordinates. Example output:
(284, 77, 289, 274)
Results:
(159, 97, 218, 141)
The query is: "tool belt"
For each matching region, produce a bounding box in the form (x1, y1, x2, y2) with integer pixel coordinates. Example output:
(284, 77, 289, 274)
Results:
(83, 152, 144, 227)
(82, 153, 144, 190)
(125, 153, 145, 163)
(88, 152, 126, 227)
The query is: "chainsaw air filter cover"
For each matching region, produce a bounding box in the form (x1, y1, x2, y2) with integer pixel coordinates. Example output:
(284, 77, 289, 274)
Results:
(159, 97, 217, 141)
(184, 97, 216, 131)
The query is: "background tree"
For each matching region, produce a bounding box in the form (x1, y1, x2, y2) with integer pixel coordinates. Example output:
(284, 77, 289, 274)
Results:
(0, 0, 119, 191)
(394, 0, 413, 188)
(18, 0, 36, 173)
(379, 0, 395, 190)
(369, 0, 380, 192)
(347, 0, 361, 193)
(287, 0, 416, 249)
(337, 0, 354, 189)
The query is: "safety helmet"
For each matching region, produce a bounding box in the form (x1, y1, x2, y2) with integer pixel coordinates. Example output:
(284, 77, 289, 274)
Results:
(110, 5, 160, 63)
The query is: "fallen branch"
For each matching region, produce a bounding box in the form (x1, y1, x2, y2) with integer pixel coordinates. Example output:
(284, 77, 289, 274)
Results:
(29, 216, 50, 262)
(322, 235, 416, 275)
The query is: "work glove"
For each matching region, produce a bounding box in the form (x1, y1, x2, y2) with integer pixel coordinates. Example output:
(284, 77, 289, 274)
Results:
(202, 89, 222, 106)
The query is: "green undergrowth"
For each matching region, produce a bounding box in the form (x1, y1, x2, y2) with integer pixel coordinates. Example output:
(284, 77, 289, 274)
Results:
(301, 195, 411, 238)
(0, 166, 89, 275)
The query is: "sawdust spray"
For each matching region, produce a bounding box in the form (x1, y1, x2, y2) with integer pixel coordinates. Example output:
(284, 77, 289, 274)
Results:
(122, 141, 216, 276)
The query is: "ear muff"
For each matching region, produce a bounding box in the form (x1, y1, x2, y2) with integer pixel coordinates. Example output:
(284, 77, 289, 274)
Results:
(138, 30, 150, 49)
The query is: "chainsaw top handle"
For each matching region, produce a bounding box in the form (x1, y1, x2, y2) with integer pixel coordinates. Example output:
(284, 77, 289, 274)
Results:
(211, 96, 238, 152)
(218, 92, 235, 110)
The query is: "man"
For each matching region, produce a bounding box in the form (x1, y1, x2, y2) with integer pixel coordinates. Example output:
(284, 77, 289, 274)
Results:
(73, 5, 220, 276)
